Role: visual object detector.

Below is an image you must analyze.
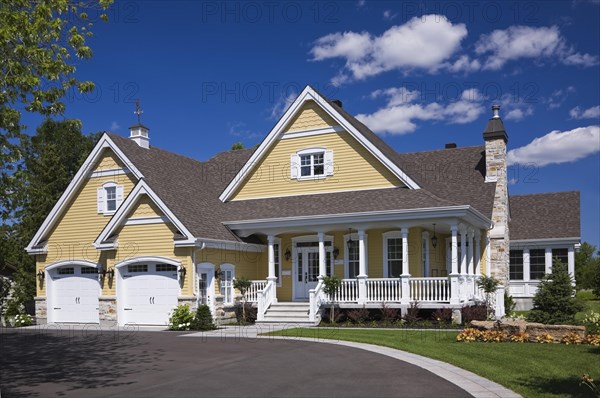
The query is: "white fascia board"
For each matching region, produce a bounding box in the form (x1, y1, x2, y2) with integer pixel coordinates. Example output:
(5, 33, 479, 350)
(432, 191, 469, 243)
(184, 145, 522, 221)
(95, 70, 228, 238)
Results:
(218, 86, 420, 202)
(25, 134, 143, 253)
(93, 180, 194, 248)
(510, 237, 581, 247)
(195, 237, 266, 252)
(223, 206, 491, 234)
(280, 126, 344, 140)
(45, 259, 99, 271)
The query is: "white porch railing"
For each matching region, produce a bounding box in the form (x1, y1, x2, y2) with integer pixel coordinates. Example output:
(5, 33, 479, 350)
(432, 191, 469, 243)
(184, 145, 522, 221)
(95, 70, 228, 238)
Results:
(330, 279, 359, 302)
(245, 280, 267, 303)
(410, 277, 450, 302)
(256, 280, 275, 322)
(309, 280, 325, 323)
(366, 278, 402, 302)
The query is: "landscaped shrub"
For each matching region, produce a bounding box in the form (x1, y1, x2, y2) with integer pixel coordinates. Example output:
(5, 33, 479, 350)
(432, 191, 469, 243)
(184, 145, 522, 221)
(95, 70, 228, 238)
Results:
(347, 306, 369, 324)
(379, 303, 399, 324)
(582, 311, 600, 334)
(431, 307, 453, 323)
(561, 332, 583, 345)
(528, 260, 583, 324)
(11, 314, 33, 327)
(456, 328, 482, 342)
(536, 333, 555, 344)
(191, 304, 217, 331)
(168, 304, 194, 331)
(235, 303, 257, 324)
(584, 334, 600, 346)
(461, 305, 487, 323)
(403, 301, 420, 325)
(504, 292, 516, 315)
(510, 332, 529, 343)
(233, 277, 252, 323)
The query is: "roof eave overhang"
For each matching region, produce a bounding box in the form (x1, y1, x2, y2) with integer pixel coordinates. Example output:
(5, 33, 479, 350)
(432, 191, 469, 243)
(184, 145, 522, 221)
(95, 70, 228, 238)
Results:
(511, 237, 581, 246)
(223, 206, 491, 237)
(195, 237, 266, 252)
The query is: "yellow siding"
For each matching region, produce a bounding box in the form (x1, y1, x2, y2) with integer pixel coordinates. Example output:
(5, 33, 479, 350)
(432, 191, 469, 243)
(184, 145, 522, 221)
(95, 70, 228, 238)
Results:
(127, 196, 162, 218)
(231, 131, 402, 200)
(115, 222, 193, 295)
(93, 150, 127, 171)
(36, 150, 138, 297)
(283, 101, 338, 133)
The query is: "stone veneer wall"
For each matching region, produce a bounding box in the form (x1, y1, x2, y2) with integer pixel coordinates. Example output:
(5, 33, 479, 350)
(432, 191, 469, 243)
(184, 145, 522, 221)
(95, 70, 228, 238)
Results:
(486, 138, 509, 285)
(214, 294, 239, 325)
(34, 296, 47, 324)
(99, 296, 117, 322)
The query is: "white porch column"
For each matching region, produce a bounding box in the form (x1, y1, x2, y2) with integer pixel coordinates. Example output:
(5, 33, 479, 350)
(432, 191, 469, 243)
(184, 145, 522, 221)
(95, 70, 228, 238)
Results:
(267, 235, 277, 303)
(357, 230, 367, 305)
(545, 247, 552, 274)
(318, 232, 326, 280)
(523, 248, 531, 282)
(568, 246, 575, 285)
(400, 227, 410, 305)
(467, 228, 474, 276)
(474, 230, 481, 275)
(460, 227, 467, 275)
(485, 237, 491, 276)
(449, 225, 460, 305)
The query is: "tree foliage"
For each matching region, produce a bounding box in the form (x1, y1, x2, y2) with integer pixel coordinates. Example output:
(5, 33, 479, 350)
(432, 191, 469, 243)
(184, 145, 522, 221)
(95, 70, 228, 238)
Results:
(528, 260, 583, 325)
(233, 277, 252, 322)
(575, 242, 600, 291)
(322, 275, 342, 323)
(230, 142, 244, 150)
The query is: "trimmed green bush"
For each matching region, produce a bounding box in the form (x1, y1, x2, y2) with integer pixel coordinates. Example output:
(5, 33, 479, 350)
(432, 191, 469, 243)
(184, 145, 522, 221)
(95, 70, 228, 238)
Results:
(191, 304, 217, 331)
(528, 260, 583, 324)
(168, 304, 194, 330)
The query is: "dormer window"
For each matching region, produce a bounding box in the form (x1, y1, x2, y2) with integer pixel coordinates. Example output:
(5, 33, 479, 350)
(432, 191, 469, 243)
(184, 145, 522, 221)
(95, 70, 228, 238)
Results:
(97, 182, 124, 215)
(291, 148, 334, 180)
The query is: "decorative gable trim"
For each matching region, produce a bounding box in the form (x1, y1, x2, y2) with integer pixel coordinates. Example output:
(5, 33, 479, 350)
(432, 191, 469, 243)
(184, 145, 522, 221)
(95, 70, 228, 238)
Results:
(93, 180, 195, 249)
(25, 134, 144, 254)
(280, 125, 344, 140)
(218, 86, 420, 202)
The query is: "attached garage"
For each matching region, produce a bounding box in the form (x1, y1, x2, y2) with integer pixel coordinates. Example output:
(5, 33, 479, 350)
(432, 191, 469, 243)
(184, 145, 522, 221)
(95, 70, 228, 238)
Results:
(117, 258, 181, 326)
(46, 261, 100, 323)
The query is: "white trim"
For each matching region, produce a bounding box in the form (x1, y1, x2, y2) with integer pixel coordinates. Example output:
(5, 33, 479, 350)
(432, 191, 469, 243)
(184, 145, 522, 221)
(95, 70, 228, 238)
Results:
(45, 259, 99, 272)
(94, 180, 195, 249)
(280, 125, 344, 140)
(89, 168, 130, 178)
(196, 238, 266, 252)
(344, 233, 367, 278)
(196, 263, 216, 316)
(218, 85, 420, 202)
(272, 237, 282, 287)
(219, 263, 235, 305)
(26, 134, 143, 253)
(422, 231, 430, 278)
(124, 216, 169, 226)
(227, 185, 398, 202)
(510, 238, 581, 246)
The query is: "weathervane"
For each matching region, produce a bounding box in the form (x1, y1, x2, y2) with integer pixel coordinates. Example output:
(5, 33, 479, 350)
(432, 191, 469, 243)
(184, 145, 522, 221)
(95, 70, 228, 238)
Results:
(134, 99, 143, 124)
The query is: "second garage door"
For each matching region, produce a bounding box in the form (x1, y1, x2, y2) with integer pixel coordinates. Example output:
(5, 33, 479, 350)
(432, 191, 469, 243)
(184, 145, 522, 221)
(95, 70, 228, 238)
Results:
(120, 263, 180, 325)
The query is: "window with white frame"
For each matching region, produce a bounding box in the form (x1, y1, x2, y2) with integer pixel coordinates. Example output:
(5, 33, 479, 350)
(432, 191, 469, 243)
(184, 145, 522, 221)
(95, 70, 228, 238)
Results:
(290, 148, 333, 180)
(529, 249, 545, 280)
(552, 248, 568, 266)
(509, 250, 524, 280)
(344, 233, 366, 278)
(220, 264, 235, 305)
(384, 232, 403, 278)
(97, 182, 124, 215)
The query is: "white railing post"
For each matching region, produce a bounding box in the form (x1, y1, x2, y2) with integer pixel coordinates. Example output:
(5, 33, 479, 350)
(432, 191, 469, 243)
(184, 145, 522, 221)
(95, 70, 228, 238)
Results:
(357, 276, 367, 304)
(495, 285, 506, 319)
(309, 290, 316, 322)
(257, 291, 265, 321)
(400, 275, 410, 304)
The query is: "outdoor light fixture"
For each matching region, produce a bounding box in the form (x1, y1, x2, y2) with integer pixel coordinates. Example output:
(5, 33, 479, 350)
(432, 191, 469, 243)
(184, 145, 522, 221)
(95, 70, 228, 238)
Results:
(284, 248, 291, 261)
(215, 266, 223, 280)
(346, 228, 355, 251)
(332, 247, 339, 259)
(105, 267, 115, 278)
(178, 266, 186, 277)
(431, 224, 438, 249)
(36, 270, 45, 283)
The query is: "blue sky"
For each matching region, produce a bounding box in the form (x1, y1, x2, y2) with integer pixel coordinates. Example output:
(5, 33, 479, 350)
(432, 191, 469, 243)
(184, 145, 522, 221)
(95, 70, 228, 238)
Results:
(22, 1, 600, 247)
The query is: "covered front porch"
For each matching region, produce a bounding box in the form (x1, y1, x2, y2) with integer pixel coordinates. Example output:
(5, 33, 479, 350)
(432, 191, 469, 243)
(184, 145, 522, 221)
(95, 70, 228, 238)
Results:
(224, 207, 506, 323)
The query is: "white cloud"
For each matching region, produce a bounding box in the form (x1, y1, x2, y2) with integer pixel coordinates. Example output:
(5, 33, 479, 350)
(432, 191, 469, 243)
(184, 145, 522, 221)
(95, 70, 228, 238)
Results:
(443, 55, 481, 73)
(357, 0, 366, 7)
(356, 87, 485, 135)
(569, 105, 600, 120)
(110, 121, 120, 131)
(507, 125, 600, 167)
(505, 107, 534, 122)
(310, 15, 468, 83)
(383, 10, 397, 21)
(544, 86, 576, 109)
(269, 92, 297, 119)
(475, 25, 599, 70)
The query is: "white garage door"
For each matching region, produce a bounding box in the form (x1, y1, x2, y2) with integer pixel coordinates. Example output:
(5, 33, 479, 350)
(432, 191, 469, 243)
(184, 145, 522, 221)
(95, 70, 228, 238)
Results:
(121, 263, 179, 325)
(50, 265, 100, 323)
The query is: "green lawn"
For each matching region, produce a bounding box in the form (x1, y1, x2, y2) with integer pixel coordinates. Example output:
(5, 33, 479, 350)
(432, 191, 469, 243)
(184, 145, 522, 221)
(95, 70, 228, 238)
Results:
(265, 328, 599, 398)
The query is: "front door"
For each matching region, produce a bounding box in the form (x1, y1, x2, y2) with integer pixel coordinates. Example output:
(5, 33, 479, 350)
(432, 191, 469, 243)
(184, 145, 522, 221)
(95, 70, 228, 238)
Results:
(294, 248, 321, 300)
(197, 266, 215, 313)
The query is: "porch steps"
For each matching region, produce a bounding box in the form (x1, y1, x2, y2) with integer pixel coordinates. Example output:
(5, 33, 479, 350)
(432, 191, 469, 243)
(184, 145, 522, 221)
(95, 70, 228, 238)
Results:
(258, 302, 314, 325)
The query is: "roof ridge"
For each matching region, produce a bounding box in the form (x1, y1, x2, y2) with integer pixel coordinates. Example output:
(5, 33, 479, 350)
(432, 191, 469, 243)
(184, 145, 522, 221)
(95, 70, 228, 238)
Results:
(510, 190, 580, 198)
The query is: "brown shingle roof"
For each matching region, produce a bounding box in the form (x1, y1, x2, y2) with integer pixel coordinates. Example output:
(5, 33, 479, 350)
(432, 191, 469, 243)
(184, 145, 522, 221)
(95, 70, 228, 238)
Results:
(509, 192, 580, 240)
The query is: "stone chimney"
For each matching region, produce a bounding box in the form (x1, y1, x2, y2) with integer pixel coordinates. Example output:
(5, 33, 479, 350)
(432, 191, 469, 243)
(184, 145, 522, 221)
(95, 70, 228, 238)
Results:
(483, 104, 509, 284)
(130, 124, 149, 148)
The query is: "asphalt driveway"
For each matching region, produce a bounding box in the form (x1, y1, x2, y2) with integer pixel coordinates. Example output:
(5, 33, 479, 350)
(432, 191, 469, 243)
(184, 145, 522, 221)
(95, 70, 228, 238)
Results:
(0, 326, 471, 398)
